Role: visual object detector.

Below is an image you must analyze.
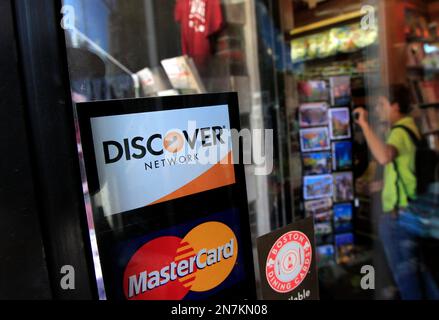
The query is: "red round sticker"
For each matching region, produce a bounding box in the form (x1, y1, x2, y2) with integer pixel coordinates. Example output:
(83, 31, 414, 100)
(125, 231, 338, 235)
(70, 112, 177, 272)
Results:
(265, 231, 312, 293)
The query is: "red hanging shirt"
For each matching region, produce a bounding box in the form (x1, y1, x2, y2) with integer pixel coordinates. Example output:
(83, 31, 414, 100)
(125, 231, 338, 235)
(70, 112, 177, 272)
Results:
(175, 0, 223, 66)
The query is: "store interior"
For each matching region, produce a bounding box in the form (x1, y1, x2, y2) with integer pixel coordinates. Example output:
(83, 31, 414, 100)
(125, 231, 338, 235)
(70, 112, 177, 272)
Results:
(283, 0, 439, 300)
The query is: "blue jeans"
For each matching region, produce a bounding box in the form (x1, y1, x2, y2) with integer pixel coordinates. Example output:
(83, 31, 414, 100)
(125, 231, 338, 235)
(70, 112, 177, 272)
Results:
(379, 214, 439, 300)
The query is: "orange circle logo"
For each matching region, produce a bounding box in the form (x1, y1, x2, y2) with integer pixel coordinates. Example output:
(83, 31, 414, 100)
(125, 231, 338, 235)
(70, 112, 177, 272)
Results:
(163, 131, 184, 153)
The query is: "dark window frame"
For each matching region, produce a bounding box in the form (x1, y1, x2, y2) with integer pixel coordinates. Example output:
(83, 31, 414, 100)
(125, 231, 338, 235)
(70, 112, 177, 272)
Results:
(12, 0, 98, 299)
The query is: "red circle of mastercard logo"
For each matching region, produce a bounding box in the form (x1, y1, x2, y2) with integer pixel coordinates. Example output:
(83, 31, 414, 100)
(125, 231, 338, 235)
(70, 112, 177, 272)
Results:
(123, 222, 238, 300)
(265, 231, 312, 293)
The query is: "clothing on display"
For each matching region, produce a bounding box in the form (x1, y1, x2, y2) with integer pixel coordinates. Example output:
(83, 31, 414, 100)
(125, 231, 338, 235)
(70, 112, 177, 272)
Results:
(174, 0, 224, 67)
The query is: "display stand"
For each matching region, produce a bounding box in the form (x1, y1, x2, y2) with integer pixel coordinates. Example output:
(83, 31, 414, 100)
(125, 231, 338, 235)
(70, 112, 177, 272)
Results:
(297, 77, 356, 267)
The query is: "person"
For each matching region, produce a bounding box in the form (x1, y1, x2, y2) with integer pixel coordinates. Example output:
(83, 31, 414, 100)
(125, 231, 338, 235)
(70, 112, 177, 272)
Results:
(354, 84, 439, 300)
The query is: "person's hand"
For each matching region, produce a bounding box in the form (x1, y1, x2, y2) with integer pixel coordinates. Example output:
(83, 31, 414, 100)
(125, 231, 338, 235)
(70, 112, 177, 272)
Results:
(353, 107, 369, 129)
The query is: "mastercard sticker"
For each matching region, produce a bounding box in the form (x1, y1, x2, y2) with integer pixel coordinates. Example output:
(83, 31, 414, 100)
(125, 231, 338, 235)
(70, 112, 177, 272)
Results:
(115, 209, 247, 300)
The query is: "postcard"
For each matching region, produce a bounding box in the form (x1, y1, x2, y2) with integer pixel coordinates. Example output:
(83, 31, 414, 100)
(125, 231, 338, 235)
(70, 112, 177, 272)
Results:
(335, 233, 355, 264)
(299, 102, 329, 128)
(335, 233, 354, 247)
(332, 141, 353, 171)
(334, 203, 353, 233)
(329, 108, 351, 140)
(305, 198, 333, 215)
(298, 80, 329, 102)
(315, 222, 334, 246)
(330, 76, 351, 106)
(315, 222, 333, 236)
(317, 245, 335, 267)
(304, 174, 334, 200)
(300, 127, 331, 152)
(333, 172, 354, 202)
(314, 211, 333, 223)
(303, 152, 332, 175)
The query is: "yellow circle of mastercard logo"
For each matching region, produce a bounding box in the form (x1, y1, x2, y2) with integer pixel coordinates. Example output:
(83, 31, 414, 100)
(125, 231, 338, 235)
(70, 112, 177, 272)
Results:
(177, 222, 238, 292)
(163, 131, 184, 153)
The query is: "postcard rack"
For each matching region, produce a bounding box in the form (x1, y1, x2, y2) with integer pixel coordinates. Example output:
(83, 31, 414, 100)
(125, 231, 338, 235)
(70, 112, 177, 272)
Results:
(297, 76, 356, 267)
